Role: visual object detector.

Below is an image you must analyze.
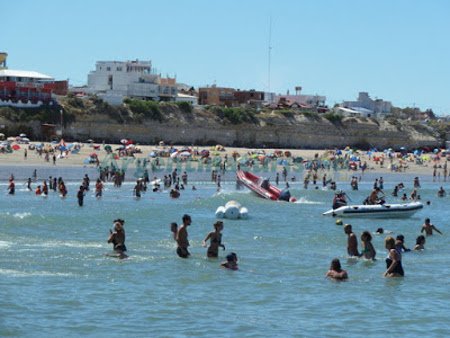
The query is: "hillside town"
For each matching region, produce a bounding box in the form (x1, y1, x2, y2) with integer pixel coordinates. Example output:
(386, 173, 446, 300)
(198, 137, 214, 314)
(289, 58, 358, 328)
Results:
(0, 51, 441, 122)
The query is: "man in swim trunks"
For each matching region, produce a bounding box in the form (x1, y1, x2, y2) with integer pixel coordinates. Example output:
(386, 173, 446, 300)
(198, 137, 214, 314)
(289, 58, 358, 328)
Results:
(176, 214, 191, 258)
(344, 224, 360, 257)
(367, 187, 384, 205)
(420, 218, 443, 236)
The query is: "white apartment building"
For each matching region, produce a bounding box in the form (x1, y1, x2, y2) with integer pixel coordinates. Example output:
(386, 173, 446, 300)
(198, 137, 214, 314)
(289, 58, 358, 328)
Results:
(342, 92, 392, 117)
(87, 60, 177, 105)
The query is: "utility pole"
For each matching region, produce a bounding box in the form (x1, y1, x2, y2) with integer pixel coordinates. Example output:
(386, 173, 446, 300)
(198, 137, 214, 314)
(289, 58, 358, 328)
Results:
(268, 16, 272, 95)
(60, 109, 64, 137)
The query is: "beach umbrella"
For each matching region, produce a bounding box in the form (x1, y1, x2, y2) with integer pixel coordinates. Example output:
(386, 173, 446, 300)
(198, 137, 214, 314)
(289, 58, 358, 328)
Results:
(12, 144, 20, 151)
(120, 139, 128, 144)
(104, 145, 112, 152)
(126, 144, 135, 150)
(179, 151, 191, 157)
(86, 139, 94, 143)
(90, 153, 98, 158)
(149, 151, 157, 157)
(19, 133, 27, 137)
(170, 151, 179, 158)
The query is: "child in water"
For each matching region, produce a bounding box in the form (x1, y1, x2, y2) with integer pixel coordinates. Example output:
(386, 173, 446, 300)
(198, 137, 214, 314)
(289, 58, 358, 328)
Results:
(414, 235, 426, 251)
(170, 222, 178, 240)
(221, 252, 238, 270)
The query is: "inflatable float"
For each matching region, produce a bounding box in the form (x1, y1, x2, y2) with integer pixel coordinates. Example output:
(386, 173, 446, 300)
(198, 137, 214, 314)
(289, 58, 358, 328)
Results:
(216, 201, 248, 220)
(323, 201, 423, 218)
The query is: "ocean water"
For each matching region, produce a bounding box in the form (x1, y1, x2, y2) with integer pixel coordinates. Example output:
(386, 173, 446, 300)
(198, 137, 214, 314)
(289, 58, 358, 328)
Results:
(1, 167, 449, 337)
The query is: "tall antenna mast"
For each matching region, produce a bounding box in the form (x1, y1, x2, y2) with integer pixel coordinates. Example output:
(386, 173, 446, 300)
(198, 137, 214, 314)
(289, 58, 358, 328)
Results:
(268, 16, 272, 93)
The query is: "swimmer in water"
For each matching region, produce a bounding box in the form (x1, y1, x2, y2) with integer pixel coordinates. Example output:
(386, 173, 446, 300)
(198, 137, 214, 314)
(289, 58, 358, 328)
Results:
(176, 214, 191, 258)
(107, 219, 127, 259)
(202, 221, 225, 258)
(395, 234, 411, 253)
(361, 231, 376, 260)
(77, 185, 85, 207)
(170, 222, 178, 241)
(7, 178, 15, 195)
(420, 218, 443, 236)
(95, 178, 103, 198)
(413, 235, 426, 251)
(133, 179, 143, 198)
(170, 189, 180, 198)
(326, 258, 348, 280)
(384, 236, 404, 277)
(221, 252, 238, 270)
(344, 224, 360, 257)
(374, 227, 392, 235)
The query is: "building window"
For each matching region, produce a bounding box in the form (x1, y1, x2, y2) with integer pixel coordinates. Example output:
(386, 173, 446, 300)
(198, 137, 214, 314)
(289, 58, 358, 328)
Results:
(117, 67, 122, 71)
(106, 67, 111, 71)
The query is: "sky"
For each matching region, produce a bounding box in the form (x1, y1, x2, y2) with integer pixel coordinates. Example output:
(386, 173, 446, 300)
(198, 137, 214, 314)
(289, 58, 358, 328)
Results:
(2, 0, 450, 114)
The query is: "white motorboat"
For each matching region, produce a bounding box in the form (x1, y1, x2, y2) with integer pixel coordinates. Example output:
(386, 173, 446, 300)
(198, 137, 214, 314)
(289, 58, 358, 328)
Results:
(323, 201, 423, 218)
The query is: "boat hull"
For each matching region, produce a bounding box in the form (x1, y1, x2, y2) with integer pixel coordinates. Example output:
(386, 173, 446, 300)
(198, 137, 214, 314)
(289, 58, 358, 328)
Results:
(236, 170, 283, 201)
(323, 202, 423, 218)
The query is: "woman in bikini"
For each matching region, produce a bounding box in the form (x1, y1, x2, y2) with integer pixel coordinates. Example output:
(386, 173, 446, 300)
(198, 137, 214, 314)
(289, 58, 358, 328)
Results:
(361, 231, 376, 260)
(202, 221, 225, 258)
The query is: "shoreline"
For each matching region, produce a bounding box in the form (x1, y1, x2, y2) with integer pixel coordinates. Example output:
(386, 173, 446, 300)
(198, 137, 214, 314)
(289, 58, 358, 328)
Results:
(0, 142, 442, 179)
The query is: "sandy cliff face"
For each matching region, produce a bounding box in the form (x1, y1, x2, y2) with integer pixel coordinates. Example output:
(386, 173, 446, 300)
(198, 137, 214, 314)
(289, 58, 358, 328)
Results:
(0, 102, 440, 148)
(64, 109, 439, 149)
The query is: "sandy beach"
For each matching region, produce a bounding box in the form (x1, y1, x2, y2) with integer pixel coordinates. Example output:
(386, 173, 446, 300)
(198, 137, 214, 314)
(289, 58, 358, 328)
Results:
(0, 141, 440, 179)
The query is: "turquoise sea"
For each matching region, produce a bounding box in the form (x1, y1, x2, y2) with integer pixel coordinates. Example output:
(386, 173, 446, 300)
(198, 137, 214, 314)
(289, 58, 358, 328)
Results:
(1, 166, 449, 337)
